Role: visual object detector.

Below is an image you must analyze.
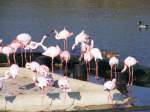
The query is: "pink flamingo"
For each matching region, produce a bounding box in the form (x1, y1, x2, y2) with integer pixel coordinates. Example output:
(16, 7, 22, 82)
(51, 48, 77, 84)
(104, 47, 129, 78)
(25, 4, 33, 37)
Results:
(16, 33, 32, 66)
(121, 56, 138, 86)
(38, 65, 49, 77)
(35, 75, 54, 104)
(72, 30, 90, 50)
(60, 50, 71, 71)
(42, 45, 61, 73)
(58, 76, 71, 99)
(26, 35, 48, 62)
(4, 64, 20, 94)
(104, 79, 116, 103)
(9, 40, 22, 64)
(54, 28, 73, 50)
(25, 61, 40, 73)
(1, 46, 14, 66)
(90, 47, 103, 80)
(83, 51, 93, 80)
(109, 57, 119, 80)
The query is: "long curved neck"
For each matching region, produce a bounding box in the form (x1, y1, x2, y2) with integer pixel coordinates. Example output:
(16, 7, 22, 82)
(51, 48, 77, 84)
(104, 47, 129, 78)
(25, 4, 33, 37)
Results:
(121, 65, 127, 73)
(54, 30, 60, 39)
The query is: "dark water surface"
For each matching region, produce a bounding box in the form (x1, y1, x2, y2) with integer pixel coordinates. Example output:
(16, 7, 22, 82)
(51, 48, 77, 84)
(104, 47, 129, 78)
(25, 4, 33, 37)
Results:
(0, 0, 150, 67)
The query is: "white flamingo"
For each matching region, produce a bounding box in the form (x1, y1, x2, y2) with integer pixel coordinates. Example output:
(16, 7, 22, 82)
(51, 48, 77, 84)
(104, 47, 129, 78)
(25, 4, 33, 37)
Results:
(42, 45, 61, 73)
(54, 28, 73, 50)
(90, 47, 103, 80)
(60, 50, 71, 71)
(104, 79, 116, 103)
(16, 33, 32, 66)
(109, 57, 119, 80)
(121, 56, 138, 86)
(83, 51, 93, 80)
(58, 76, 71, 99)
(72, 30, 90, 50)
(1, 46, 15, 66)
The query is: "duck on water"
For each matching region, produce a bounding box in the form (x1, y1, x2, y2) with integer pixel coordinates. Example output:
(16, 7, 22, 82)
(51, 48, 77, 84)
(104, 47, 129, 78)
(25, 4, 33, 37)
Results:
(138, 21, 148, 30)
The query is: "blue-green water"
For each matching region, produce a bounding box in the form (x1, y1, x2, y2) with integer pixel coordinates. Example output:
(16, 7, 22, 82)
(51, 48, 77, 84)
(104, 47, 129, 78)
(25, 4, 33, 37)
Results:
(0, 0, 150, 67)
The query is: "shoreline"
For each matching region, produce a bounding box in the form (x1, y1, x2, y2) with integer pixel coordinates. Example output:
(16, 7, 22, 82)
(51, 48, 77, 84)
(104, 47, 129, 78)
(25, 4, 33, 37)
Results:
(0, 67, 130, 112)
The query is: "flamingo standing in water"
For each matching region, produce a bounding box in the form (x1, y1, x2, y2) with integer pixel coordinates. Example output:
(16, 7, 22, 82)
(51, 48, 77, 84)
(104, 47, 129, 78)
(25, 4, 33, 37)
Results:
(58, 76, 71, 99)
(72, 30, 90, 50)
(0, 46, 14, 66)
(104, 78, 116, 103)
(16, 33, 32, 66)
(90, 47, 103, 80)
(9, 40, 22, 64)
(121, 56, 138, 86)
(42, 45, 61, 73)
(83, 51, 93, 80)
(109, 57, 119, 80)
(54, 28, 73, 50)
(60, 50, 71, 71)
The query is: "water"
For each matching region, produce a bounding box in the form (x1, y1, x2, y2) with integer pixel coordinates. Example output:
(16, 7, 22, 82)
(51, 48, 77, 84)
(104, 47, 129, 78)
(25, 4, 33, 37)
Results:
(0, 0, 150, 67)
(0, 0, 150, 110)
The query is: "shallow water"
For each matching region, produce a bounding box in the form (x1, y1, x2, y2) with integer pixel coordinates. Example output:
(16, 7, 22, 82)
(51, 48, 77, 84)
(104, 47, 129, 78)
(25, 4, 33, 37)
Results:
(0, 0, 150, 67)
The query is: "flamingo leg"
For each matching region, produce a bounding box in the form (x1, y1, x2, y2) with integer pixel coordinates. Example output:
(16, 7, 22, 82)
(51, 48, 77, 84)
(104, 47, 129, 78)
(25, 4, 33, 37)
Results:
(21, 48, 24, 67)
(64, 39, 67, 50)
(115, 66, 117, 79)
(110, 66, 113, 80)
(24, 49, 27, 63)
(30, 49, 32, 63)
(131, 67, 134, 86)
(51, 58, 54, 73)
(95, 61, 99, 80)
(13, 52, 16, 64)
(65, 61, 68, 73)
(128, 67, 131, 86)
(7, 55, 10, 66)
(86, 62, 89, 81)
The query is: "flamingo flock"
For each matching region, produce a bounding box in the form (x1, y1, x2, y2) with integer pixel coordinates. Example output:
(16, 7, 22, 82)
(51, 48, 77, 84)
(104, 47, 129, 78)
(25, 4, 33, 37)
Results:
(0, 28, 139, 105)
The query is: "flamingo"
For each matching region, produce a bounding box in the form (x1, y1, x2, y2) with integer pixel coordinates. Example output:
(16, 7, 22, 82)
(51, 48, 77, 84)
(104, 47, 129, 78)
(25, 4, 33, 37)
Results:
(72, 30, 90, 50)
(9, 40, 22, 64)
(42, 45, 61, 73)
(1, 46, 15, 66)
(104, 79, 116, 103)
(29, 35, 48, 51)
(109, 57, 119, 80)
(83, 51, 93, 80)
(38, 65, 49, 77)
(4, 64, 20, 94)
(16, 33, 32, 66)
(79, 39, 94, 61)
(121, 56, 138, 86)
(58, 76, 71, 99)
(28, 35, 48, 62)
(54, 28, 73, 50)
(60, 50, 71, 71)
(0, 39, 2, 45)
(90, 47, 103, 80)
(25, 61, 40, 73)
